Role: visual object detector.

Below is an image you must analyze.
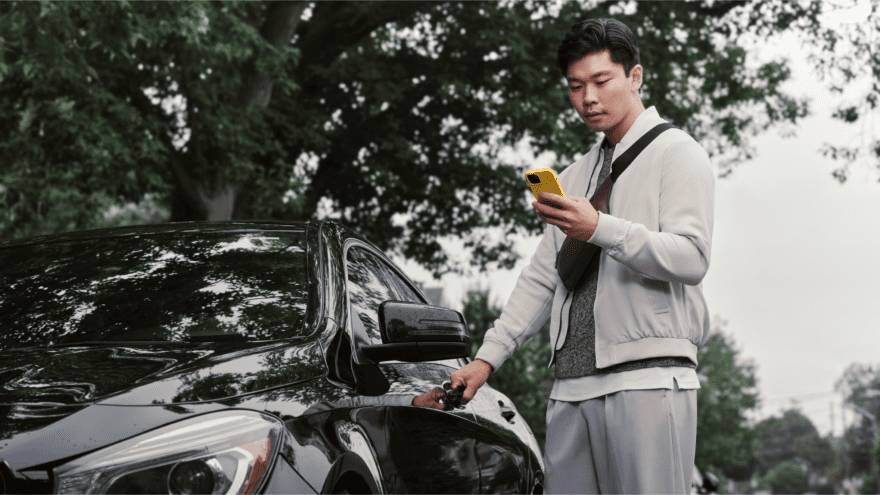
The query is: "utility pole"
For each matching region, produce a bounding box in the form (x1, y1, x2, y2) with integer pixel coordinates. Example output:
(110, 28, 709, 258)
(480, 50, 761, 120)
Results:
(842, 400, 849, 485)
(830, 400, 840, 489)
(831, 400, 836, 437)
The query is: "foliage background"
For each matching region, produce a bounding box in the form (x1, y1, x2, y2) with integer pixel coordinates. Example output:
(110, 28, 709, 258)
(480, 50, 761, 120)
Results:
(0, 0, 823, 278)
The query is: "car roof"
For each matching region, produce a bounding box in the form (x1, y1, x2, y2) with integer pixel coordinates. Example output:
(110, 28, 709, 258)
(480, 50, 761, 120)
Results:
(0, 220, 383, 250)
(0, 220, 321, 250)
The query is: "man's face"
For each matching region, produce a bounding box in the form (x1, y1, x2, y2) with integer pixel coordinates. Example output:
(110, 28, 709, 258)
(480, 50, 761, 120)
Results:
(566, 49, 642, 139)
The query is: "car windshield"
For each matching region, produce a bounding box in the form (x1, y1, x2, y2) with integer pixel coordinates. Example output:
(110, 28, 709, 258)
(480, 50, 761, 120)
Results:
(0, 230, 310, 351)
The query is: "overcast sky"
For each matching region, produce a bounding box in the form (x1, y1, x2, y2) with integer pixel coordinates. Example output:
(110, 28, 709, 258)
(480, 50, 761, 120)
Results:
(392, 2, 878, 438)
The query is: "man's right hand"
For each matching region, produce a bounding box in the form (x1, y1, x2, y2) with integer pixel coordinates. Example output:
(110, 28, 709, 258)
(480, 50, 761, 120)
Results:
(449, 359, 493, 405)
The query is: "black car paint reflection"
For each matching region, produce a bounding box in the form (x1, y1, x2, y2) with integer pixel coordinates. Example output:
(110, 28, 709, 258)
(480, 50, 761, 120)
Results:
(0, 221, 542, 494)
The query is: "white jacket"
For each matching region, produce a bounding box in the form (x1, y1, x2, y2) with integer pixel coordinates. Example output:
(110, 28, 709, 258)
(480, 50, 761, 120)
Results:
(474, 106, 715, 372)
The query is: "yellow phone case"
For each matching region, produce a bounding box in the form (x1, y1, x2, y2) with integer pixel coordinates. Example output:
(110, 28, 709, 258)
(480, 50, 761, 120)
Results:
(525, 168, 567, 202)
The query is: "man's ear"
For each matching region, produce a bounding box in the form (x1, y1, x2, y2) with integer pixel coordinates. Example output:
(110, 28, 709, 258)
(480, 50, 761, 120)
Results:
(631, 64, 643, 93)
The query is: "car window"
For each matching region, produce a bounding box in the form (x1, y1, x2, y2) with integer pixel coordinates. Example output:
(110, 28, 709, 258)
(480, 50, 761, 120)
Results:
(0, 231, 310, 351)
(346, 247, 422, 345)
(346, 246, 464, 369)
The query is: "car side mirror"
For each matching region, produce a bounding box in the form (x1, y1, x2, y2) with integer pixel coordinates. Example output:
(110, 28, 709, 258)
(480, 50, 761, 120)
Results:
(703, 472, 719, 493)
(360, 301, 470, 363)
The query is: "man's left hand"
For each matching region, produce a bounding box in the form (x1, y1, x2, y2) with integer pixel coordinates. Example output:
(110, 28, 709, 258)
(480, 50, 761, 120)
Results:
(412, 388, 446, 410)
(532, 192, 600, 241)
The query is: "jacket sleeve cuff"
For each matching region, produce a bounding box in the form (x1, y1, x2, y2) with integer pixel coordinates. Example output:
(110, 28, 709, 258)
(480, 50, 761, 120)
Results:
(588, 211, 625, 250)
(474, 341, 507, 373)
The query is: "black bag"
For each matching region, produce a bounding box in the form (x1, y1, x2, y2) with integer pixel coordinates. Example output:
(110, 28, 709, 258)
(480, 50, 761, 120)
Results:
(555, 123, 677, 292)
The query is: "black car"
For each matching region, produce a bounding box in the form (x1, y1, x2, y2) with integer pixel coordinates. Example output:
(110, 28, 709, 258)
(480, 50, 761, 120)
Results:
(0, 221, 544, 495)
(692, 465, 720, 495)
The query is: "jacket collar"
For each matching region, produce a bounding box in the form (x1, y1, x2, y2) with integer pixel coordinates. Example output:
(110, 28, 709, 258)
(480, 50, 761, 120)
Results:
(611, 106, 666, 158)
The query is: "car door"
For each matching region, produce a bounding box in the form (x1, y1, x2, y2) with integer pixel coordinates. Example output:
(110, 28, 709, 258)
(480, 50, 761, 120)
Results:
(343, 243, 482, 493)
(467, 382, 540, 494)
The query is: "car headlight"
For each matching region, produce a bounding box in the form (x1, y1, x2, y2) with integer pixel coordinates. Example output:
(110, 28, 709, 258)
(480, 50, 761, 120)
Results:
(53, 410, 284, 495)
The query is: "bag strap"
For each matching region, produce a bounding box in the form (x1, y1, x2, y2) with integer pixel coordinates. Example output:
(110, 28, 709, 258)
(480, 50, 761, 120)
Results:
(608, 122, 678, 182)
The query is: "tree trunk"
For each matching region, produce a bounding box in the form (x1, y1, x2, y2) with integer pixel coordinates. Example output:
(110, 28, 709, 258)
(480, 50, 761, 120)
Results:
(170, 1, 307, 222)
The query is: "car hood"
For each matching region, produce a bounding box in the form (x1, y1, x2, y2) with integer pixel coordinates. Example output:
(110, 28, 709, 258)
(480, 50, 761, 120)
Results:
(0, 340, 325, 407)
(0, 340, 326, 471)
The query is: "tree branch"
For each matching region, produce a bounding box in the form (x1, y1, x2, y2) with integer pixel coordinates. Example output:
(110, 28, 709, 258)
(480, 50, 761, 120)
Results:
(295, 1, 427, 91)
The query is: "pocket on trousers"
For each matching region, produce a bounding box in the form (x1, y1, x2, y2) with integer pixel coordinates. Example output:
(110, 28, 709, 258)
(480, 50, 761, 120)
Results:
(546, 399, 557, 427)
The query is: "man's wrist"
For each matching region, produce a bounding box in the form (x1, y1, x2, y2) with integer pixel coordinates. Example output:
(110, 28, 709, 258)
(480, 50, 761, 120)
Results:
(589, 210, 601, 239)
(588, 210, 605, 243)
(475, 358, 494, 373)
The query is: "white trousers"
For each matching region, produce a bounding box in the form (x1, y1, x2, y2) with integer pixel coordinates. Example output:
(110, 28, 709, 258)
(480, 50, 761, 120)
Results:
(543, 381, 697, 494)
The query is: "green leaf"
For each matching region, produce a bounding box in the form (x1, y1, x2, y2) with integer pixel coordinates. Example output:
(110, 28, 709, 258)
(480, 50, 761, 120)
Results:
(18, 102, 36, 133)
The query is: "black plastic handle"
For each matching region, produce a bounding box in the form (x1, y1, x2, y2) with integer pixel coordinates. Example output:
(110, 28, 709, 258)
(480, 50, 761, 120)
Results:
(441, 381, 466, 411)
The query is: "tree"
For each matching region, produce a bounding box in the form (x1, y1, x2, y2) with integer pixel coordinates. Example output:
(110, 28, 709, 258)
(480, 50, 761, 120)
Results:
(836, 363, 880, 478)
(694, 316, 761, 481)
(753, 409, 837, 482)
(875, 434, 880, 484)
(762, 460, 809, 495)
(0, 0, 820, 279)
(460, 287, 553, 451)
(862, 474, 879, 495)
(844, 418, 879, 478)
(791, 0, 880, 184)
(0, 1, 305, 235)
(861, 433, 880, 493)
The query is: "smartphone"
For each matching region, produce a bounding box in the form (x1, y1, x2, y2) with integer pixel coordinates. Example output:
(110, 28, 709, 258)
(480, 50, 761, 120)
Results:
(525, 168, 567, 204)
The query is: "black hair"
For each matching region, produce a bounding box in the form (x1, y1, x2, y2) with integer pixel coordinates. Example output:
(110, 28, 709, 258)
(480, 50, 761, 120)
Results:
(556, 18, 640, 79)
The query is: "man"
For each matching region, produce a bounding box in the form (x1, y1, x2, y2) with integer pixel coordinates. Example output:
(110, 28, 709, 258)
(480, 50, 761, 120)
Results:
(449, 18, 715, 494)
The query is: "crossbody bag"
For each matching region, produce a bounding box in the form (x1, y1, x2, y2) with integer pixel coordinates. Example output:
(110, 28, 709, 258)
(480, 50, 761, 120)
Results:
(555, 122, 678, 292)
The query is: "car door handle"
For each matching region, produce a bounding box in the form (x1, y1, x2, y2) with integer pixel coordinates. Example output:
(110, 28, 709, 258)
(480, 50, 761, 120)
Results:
(498, 400, 516, 423)
(440, 381, 466, 410)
